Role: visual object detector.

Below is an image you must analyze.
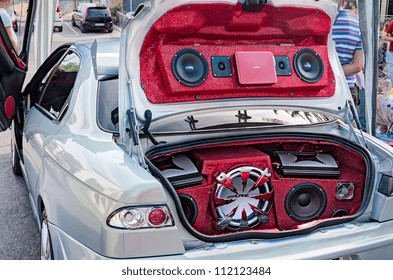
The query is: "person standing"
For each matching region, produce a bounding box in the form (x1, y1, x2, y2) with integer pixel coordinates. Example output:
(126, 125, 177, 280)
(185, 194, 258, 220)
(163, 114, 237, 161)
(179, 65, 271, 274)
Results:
(383, 18, 393, 86)
(0, 0, 17, 49)
(332, 0, 363, 106)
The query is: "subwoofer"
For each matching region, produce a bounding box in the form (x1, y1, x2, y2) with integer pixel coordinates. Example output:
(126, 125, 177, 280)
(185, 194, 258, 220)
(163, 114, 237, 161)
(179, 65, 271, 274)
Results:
(293, 48, 324, 83)
(178, 193, 198, 225)
(285, 182, 327, 222)
(172, 48, 209, 87)
(214, 166, 273, 231)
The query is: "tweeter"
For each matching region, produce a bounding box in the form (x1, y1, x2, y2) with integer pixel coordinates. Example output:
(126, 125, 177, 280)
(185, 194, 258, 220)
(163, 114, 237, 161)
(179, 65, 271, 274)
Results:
(211, 56, 233, 77)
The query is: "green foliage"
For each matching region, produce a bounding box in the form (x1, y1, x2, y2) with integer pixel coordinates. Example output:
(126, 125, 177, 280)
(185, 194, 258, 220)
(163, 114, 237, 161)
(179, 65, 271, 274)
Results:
(110, 3, 122, 25)
(61, 62, 79, 73)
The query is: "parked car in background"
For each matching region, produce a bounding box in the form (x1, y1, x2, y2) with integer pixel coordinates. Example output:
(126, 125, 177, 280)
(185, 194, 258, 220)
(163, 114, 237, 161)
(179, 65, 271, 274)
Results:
(2, 0, 393, 260)
(54, 4, 63, 32)
(71, 3, 113, 33)
(6, 6, 17, 32)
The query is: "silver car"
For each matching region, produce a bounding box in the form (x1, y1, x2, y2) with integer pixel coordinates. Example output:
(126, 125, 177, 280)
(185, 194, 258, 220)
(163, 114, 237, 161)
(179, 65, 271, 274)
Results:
(1, 0, 393, 260)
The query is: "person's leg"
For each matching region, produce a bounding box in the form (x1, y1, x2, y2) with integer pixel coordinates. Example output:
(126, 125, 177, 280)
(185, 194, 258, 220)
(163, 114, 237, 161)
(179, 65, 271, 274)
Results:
(386, 51, 393, 86)
(358, 88, 366, 130)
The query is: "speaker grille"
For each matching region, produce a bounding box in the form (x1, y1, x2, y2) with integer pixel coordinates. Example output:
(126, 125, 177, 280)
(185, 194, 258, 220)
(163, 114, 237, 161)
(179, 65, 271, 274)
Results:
(214, 166, 272, 231)
(172, 48, 208, 87)
(285, 182, 327, 222)
(294, 48, 324, 83)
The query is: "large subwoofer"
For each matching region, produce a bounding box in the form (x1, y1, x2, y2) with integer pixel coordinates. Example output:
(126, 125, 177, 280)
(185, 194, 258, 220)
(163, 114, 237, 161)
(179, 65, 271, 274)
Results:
(293, 48, 324, 83)
(172, 48, 209, 87)
(214, 166, 273, 231)
(285, 182, 327, 222)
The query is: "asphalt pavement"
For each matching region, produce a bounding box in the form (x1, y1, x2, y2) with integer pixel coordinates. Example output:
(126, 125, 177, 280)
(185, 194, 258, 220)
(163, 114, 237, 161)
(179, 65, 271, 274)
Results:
(0, 18, 120, 260)
(0, 130, 40, 259)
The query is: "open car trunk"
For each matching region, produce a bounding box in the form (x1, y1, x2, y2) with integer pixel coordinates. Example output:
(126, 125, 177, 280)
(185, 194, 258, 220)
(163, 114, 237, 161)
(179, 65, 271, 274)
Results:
(146, 132, 372, 241)
(119, 0, 374, 242)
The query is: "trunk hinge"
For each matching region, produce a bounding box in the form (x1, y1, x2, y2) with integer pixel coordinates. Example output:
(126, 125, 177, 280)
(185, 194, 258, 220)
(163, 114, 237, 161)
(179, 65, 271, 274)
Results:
(345, 100, 368, 149)
(126, 108, 147, 169)
(241, 0, 268, 12)
(142, 110, 166, 145)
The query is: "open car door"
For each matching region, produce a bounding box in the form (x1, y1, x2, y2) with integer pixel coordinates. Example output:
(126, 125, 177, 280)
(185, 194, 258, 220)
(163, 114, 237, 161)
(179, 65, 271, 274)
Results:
(0, 0, 36, 131)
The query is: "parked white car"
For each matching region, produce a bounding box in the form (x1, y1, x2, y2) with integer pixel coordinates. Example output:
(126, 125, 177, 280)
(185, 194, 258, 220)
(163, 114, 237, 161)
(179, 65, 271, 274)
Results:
(54, 4, 63, 32)
(1, 0, 393, 260)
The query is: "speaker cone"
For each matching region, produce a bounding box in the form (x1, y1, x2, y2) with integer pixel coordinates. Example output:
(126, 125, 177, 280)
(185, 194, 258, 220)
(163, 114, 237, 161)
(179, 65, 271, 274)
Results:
(332, 209, 350, 218)
(178, 193, 198, 225)
(285, 183, 327, 222)
(172, 48, 208, 87)
(293, 48, 324, 83)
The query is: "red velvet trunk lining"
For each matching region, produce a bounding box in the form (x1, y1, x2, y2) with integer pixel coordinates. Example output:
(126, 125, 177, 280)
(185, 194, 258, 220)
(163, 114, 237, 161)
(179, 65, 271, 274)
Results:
(140, 3, 334, 104)
(151, 139, 366, 236)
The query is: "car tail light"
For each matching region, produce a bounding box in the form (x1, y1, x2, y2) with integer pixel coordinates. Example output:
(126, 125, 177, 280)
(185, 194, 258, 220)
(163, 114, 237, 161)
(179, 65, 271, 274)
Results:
(148, 207, 168, 227)
(85, 8, 89, 20)
(107, 206, 174, 230)
(107, 7, 111, 17)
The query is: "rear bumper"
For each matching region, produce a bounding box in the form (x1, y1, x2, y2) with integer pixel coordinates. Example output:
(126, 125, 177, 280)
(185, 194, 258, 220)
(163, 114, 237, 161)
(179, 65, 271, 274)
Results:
(49, 219, 393, 260)
(84, 21, 113, 30)
(54, 19, 63, 27)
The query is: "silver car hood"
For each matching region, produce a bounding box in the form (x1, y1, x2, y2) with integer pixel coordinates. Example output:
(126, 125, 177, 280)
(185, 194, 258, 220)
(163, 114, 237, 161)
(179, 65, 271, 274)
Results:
(118, 0, 376, 140)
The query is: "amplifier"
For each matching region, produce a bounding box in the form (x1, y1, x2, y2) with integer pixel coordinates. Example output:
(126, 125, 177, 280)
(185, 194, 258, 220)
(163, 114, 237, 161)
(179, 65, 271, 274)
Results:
(274, 151, 340, 178)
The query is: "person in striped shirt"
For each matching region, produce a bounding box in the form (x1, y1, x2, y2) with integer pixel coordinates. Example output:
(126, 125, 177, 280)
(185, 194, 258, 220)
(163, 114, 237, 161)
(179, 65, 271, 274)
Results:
(332, 1, 363, 106)
(383, 18, 393, 87)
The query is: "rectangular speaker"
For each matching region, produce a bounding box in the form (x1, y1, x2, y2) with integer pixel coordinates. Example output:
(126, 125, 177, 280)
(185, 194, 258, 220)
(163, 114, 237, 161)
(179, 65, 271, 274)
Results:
(235, 51, 277, 85)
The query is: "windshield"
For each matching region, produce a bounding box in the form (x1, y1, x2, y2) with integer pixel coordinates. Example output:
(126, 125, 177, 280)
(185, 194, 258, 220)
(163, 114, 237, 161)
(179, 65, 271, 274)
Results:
(149, 109, 334, 133)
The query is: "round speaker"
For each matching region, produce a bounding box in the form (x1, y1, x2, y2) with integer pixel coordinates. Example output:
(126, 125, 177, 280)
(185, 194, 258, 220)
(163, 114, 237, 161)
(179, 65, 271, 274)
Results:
(293, 48, 324, 83)
(172, 48, 208, 87)
(332, 209, 350, 218)
(178, 193, 198, 225)
(285, 183, 327, 222)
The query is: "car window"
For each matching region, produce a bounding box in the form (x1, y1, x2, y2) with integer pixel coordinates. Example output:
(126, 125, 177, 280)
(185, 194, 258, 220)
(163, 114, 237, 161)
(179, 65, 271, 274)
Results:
(97, 77, 118, 133)
(88, 8, 110, 18)
(37, 51, 80, 120)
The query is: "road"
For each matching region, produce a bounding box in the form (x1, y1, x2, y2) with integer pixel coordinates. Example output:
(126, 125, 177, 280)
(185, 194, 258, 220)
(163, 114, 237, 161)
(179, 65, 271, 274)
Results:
(0, 19, 120, 260)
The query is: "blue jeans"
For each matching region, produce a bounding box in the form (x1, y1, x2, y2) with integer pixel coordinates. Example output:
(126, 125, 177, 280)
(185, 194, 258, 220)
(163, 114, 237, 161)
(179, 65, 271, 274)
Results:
(386, 51, 393, 86)
(358, 88, 366, 129)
